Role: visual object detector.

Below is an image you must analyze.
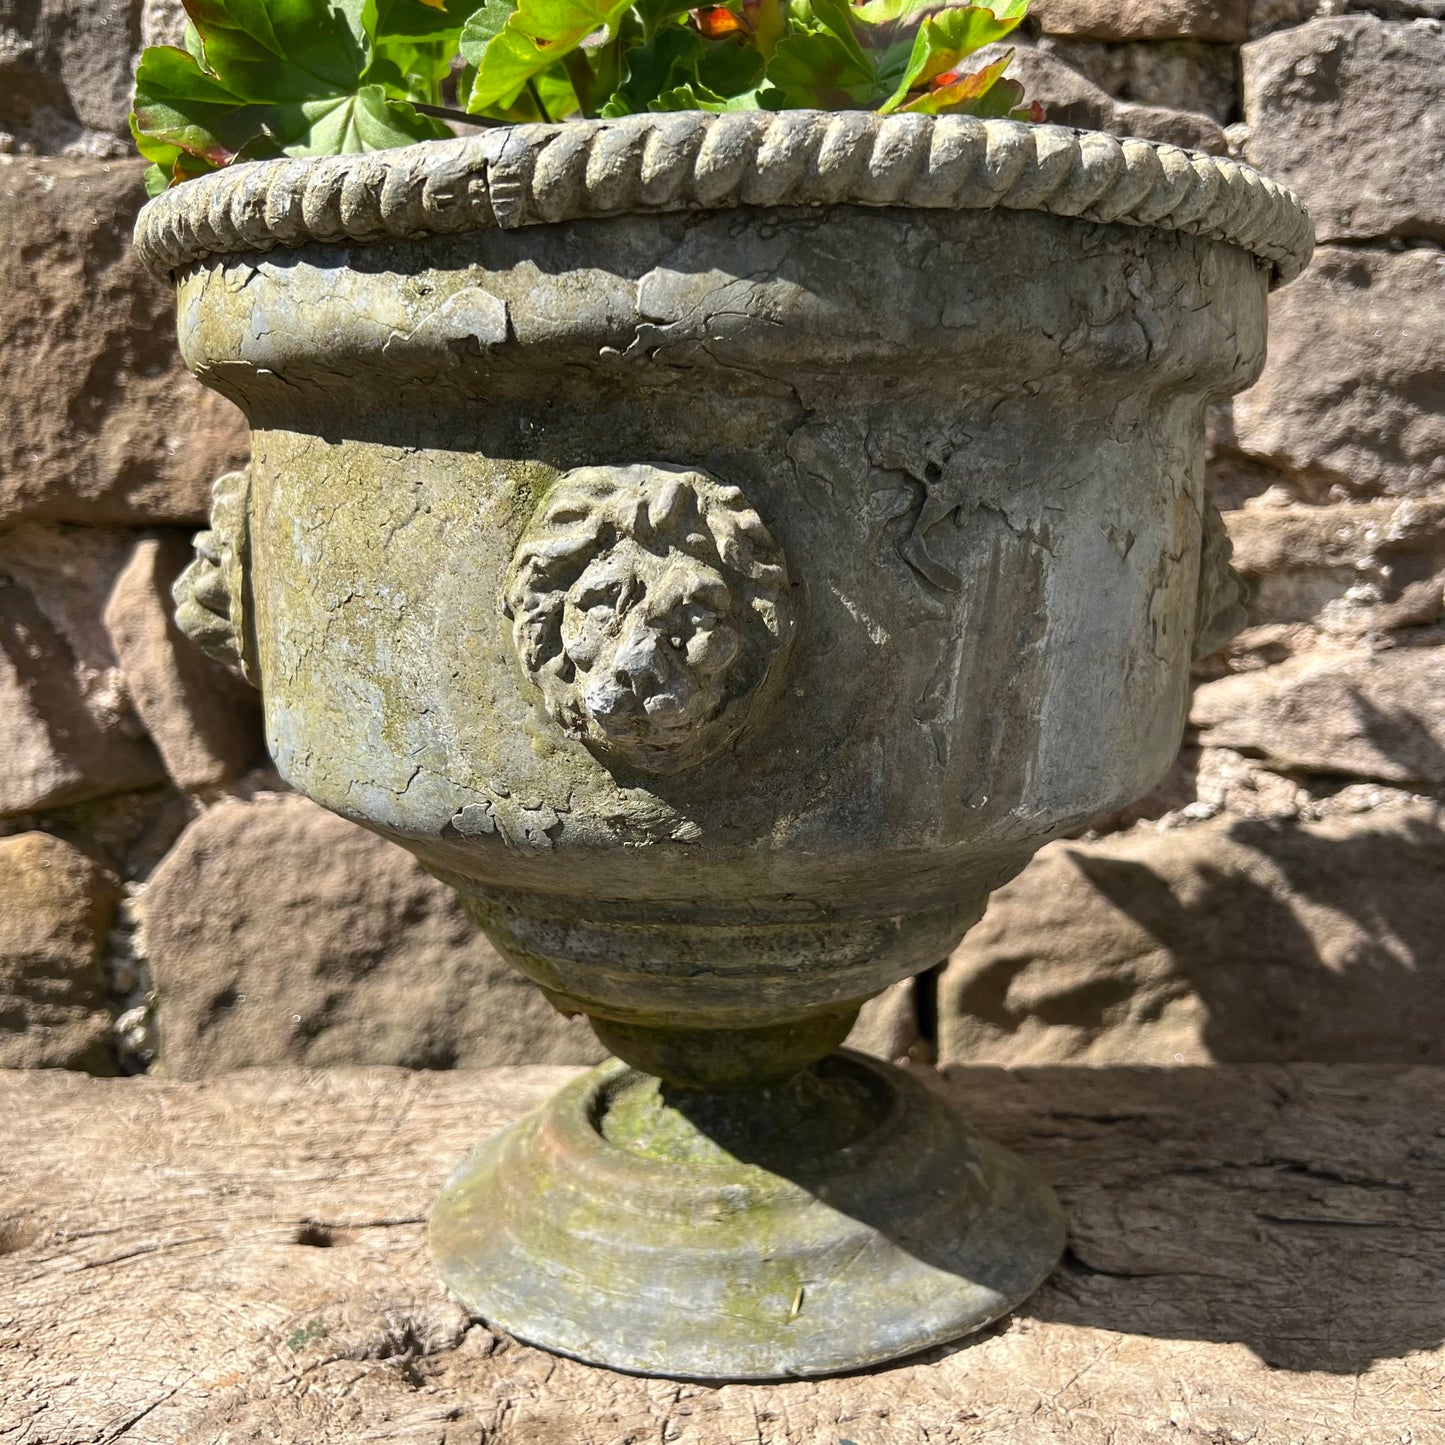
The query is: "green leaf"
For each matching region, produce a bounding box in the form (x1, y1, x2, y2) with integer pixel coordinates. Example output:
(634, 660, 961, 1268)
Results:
(136, 133, 222, 195)
(295, 82, 451, 148)
(878, 2, 1023, 111)
(131, 22, 447, 187)
(462, 0, 632, 109)
(764, 0, 883, 105)
(362, 39, 453, 99)
(458, 0, 515, 52)
(132, 44, 252, 167)
(649, 78, 767, 110)
(895, 47, 1013, 113)
(852, 0, 1024, 23)
(603, 24, 702, 113)
(180, 0, 369, 101)
(693, 27, 767, 97)
(966, 69, 1025, 115)
(364, 0, 482, 42)
(182, 18, 209, 64)
(796, 0, 871, 67)
(631, 0, 695, 32)
(537, 62, 585, 116)
(133, 0, 1042, 182)
(765, 27, 874, 107)
(649, 80, 719, 109)
(763, 0, 1024, 110)
(847, 0, 929, 24)
(456, 56, 479, 101)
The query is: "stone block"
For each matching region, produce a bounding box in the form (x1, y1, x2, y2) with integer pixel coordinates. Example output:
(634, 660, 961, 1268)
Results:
(140, 0, 187, 49)
(977, 45, 1228, 150)
(140, 793, 607, 1078)
(0, 0, 141, 149)
(0, 156, 250, 527)
(1222, 247, 1445, 499)
(1226, 497, 1445, 637)
(103, 535, 264, 790)
(0, 525, 166, 817)
(0, 831, 119, 1072)
(1250, 0, 1444, 38)
(1192, 646, 1445, 785)
(1105, 99, 1227, 152)
(1035, 37, 1238, 121)
(21, 784, 199, 885)
(938, 799, 1445, 1066)
(1241, 16, 1445, 243)
(1031, 0, 1248, 41)
(844, 977, 920, 1061)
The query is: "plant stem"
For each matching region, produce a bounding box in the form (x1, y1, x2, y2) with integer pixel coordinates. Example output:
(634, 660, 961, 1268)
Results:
(426, 40, 444, 105)
(526, 77, 552, 122)
(411, 101, 504, 128)
(595, 28, 624, 99)
(562, 49, 594, 117)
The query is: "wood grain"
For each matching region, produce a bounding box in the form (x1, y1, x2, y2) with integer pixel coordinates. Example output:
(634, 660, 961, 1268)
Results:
(2, 1063, 1441, 1444)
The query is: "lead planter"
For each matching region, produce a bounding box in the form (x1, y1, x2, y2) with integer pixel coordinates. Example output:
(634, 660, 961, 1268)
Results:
(136, 112, 1311, 1381)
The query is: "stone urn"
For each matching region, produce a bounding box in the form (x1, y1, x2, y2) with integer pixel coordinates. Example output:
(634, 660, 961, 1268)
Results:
(136, 112, 1311, 1381)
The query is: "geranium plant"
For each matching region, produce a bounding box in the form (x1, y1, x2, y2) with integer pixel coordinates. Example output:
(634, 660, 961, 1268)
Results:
(131, 0, 1040, 194)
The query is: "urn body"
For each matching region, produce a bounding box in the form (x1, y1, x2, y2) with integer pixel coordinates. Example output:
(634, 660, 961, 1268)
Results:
(173, 196, 1268, 1034)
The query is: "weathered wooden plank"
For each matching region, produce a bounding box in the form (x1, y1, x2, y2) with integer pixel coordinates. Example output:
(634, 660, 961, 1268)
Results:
(1, 1064, 1441, 1444)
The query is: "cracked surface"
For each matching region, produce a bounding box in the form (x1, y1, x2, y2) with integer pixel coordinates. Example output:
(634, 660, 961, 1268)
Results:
(171, 201, 1270, 1033)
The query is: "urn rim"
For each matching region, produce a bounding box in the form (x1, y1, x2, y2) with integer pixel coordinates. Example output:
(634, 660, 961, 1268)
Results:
(132, 111, 1313, 284)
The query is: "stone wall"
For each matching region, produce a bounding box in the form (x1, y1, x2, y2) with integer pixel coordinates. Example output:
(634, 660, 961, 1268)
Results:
(939, 1, 1445, 1066)
(1, 0, 1440, 1077)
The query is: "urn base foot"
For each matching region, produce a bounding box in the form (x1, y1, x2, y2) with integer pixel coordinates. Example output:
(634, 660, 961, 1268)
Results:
(429, 1051, 1064, 1381)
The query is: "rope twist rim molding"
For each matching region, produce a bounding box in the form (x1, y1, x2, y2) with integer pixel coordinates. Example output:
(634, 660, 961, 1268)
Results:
(133, 113, 1314, 283)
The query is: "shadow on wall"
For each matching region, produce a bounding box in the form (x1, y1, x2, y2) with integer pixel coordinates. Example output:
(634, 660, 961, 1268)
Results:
(942, 756, 1445, 1069)
(1072, 804, 1445, 1063)
(1334, 683, 1445, 786)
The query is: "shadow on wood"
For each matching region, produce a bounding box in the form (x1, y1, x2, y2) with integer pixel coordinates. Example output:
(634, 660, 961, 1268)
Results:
(2, 1062, 1441, 1444)
(942, 1063, 1445, 1376)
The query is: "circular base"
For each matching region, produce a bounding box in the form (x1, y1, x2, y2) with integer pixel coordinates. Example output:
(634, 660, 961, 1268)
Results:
(431, 1052, 1064, 1380)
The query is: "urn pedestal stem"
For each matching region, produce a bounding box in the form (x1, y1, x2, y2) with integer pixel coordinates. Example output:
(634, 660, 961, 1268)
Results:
(584, 1012, 862, 1090)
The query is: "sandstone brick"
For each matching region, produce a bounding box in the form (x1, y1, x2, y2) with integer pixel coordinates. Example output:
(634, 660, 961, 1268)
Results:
(0, 525, 166, 817)
(1192, 646, 1445, 785)
(140, 0, 188, 49)
(1242, 15, 1445, 243)
(1221, 247, 1445, 499)
(19, 784, 199, 884)
(1032, 0, 1247, 42)
(977, 45, 1228, 151)
(0, 156, 249, 527)
(1226, 498, 1445, 637)
(1250, 0, 1444, 38)
(140, 793, 607, 1078)
(1035, 37, 1238, 121)
(844, 977, 920, 1061)
(939, 799, 1445, 1066)
(103, 535, 264, 791)
(0, 0, 141, 149)
(0, 832, 119, 1072)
